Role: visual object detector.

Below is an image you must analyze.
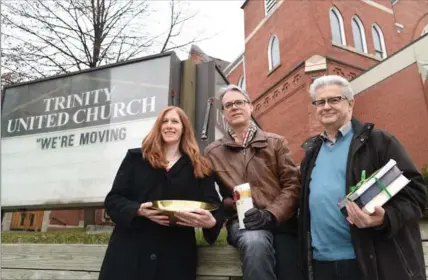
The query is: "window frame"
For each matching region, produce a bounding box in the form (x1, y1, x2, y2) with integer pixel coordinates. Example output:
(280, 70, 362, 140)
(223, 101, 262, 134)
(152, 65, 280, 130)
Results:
(329, 7, 347, 46)
(267, 35, 280, 71)
(372, 23, 387, 59)
(351, 15, 368, 53)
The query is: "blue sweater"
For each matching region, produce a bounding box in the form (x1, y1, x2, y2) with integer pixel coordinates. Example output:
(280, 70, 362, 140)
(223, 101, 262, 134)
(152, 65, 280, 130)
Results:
(309, 129, 356, 261)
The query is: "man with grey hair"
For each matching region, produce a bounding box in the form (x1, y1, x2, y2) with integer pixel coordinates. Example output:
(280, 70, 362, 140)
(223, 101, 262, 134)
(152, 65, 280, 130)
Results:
(298, 75, 426, 280)
(204, 84, 301, 280)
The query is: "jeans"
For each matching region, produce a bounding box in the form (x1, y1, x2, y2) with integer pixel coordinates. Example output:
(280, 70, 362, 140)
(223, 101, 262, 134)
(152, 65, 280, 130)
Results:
(227, 219, 277, 280)
(274, 233, 304, 280)
(313, 259, 362, 280)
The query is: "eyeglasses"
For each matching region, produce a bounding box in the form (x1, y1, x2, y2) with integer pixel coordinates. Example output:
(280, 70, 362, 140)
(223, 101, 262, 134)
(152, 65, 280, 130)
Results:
(222, 99, 250, 111)
(312, 96, 347, 107)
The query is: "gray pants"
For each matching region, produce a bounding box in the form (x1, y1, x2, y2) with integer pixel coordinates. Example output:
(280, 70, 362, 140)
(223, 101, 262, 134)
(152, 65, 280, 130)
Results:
(227, 219, 277, 280)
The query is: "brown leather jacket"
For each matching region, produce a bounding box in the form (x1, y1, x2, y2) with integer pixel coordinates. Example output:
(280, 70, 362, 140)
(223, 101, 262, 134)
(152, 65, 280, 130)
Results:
(204, 129, 300, 227)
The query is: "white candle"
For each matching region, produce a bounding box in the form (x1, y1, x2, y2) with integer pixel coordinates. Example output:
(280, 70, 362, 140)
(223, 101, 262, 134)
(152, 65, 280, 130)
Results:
(233, 183, 254, 229)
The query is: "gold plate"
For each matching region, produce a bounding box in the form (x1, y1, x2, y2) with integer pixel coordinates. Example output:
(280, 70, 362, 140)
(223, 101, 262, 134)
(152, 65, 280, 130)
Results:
(151, 200, 218, 226)
(151, 200, 218, 212)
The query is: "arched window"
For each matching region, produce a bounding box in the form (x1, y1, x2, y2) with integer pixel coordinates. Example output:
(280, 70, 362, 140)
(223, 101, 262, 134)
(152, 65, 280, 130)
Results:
(329, 7, 346, 45)
(351, 16, 367, 53)
(268, 35, 280, 71)
(372, 23, 387, 59)
(238, 75, 245, 90)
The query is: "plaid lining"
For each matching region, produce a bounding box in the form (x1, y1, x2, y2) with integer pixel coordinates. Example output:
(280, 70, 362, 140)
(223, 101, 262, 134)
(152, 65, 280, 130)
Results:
(228, 121, 257, 147)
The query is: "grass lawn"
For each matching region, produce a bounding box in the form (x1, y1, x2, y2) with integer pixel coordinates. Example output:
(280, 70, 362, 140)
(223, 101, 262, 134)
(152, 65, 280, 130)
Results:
(1, 227, 229, 246)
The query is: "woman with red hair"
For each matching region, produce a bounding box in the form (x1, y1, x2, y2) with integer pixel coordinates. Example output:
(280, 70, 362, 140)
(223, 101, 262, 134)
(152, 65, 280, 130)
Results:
(98, 106, 223, 280)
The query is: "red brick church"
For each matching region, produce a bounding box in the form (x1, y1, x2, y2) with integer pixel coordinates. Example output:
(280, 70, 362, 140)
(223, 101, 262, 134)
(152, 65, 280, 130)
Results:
(223, 0, 428, 164)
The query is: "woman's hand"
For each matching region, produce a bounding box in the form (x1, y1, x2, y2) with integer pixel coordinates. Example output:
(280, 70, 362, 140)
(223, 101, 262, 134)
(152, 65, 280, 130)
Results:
(137, 202, 169, 226)
(174, 209, 217, 228)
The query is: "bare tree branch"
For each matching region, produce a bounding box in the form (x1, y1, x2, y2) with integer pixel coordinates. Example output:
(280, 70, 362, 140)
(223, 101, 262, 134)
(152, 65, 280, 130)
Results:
(1, 0, 208, 81)
(160, 0, 199, 53)
(97, 1, 149, 63)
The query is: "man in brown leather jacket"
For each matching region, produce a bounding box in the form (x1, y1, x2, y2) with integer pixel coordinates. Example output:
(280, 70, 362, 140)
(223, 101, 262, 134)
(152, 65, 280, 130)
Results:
(205, 84, 301, 280)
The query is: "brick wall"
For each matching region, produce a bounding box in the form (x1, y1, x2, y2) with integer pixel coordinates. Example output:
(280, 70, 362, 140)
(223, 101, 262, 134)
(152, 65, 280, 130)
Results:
(49, 210, 82, 227)
(240, 0, 428, 101)
(392, 1, 428, 42)
(353, 63, 428, 168)
(232, 0, 428, 166)
(227, 63, 244, 86)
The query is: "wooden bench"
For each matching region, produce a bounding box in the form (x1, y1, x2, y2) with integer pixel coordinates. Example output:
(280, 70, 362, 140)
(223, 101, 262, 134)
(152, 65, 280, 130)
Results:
(2, 242, 428, 279)
(0, 244, 243, 280)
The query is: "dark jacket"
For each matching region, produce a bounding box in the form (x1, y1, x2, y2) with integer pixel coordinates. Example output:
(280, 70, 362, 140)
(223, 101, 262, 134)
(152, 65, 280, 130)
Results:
(298, 118, 427, 280)
(98, 148, 223, 280)
(205, 129, 300, 233)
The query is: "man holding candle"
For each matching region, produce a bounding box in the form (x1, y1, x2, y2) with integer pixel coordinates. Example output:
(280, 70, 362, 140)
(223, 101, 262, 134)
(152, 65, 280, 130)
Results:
(205, 84, 301, 280)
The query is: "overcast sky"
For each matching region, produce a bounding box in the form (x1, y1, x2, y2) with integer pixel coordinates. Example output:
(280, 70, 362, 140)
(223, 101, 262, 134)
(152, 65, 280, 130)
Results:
(189, 0, 245, 62)
(151, 0, 246, 63)
(0, 0, 246, 78)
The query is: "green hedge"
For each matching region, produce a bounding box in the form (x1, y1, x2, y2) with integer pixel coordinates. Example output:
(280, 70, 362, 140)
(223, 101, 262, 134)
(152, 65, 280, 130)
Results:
(1, 228, 228, 246)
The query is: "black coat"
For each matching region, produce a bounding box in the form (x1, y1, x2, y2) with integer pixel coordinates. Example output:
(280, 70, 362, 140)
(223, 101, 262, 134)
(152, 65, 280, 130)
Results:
(98, 148, 224, 280)
(298, 118, 427, 280)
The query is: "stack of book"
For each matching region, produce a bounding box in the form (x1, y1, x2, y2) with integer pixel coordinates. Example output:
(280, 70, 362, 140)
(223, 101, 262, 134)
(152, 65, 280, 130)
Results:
(338, 159, 410, 216)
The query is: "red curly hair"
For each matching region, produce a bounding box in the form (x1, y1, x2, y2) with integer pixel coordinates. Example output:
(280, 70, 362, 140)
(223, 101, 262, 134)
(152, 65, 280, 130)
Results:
(141, 106, 211, 178)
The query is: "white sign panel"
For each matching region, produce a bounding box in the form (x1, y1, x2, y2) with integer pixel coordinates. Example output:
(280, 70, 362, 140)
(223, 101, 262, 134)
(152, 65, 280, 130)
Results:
(1, 54, 175, 210)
